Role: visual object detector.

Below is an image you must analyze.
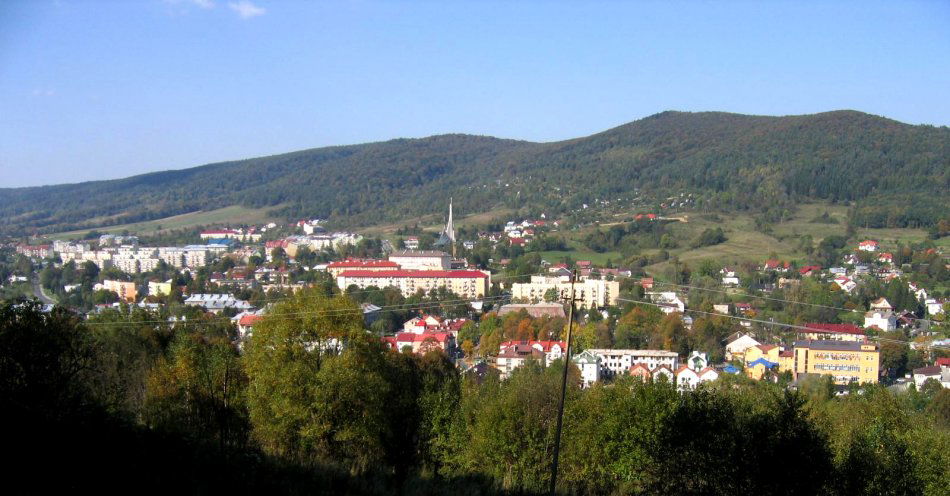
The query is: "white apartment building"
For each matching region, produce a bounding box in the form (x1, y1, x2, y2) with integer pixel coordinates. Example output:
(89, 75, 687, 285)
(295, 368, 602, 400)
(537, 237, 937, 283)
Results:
(336, 269, 490, 299)
(586, 349, 680, 378)
(511, 275, 620, 309)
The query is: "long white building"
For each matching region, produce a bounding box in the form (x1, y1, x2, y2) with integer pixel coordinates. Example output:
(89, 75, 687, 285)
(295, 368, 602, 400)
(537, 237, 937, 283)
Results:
(336, 269, 490, 299)
(586, 349, 680, 378)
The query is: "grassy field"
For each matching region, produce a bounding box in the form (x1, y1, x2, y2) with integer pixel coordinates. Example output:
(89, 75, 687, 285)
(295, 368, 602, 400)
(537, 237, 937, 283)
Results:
(46, 205, 279, 240)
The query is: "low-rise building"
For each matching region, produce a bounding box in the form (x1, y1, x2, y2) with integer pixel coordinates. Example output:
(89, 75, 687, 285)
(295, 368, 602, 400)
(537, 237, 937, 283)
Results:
(326, 259, 400, 278)
(387, 250, 452, 271)
(100, 280, 137, 302)
(864, 310, 896, 331)
(799, 323, 866, 342)
(184, 294, 253, 313)
(586, 349, 679, 378)
(572, 350, 601, 388)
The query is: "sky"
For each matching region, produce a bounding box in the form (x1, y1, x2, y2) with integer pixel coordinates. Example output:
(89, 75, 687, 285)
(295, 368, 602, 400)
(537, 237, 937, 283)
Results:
(1, 1, 948, 188)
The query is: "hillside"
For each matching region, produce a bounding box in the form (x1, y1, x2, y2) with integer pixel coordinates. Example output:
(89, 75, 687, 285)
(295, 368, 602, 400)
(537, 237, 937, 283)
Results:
(1, 110, 947, 235)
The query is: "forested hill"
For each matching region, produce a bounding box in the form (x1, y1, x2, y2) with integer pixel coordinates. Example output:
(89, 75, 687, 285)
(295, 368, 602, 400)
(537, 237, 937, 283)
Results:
(1, 110, 948, 235)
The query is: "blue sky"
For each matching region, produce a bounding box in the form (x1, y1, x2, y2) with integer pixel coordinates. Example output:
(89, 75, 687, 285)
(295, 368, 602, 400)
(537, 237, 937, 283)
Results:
(1, 1, 948, 188)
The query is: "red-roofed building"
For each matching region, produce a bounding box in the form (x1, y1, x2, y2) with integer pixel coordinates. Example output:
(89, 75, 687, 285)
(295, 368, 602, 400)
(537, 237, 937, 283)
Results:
(936, 357, 950, 369)
(393, 331, 455, 355)
(799, 323, 866, 342)
(763, 259, 791, 272)
(336, 269, 490, 298)
(878, 252, 894, 264)
(629, 363, 652, 381)
(635, 213, 657, 221)
(799, 265, 821, 276)
(858, 240, 879, 252)
(327, 258, 400, 277)
(499, 340, 567, 364)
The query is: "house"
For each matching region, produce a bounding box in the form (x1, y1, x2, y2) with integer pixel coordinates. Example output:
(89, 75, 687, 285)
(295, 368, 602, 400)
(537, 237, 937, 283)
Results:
(698, 367, 720, 383)
(721, 268, 740, 286)
(763, 259, 791, 272)
(799, 323, 866, 342)
(496, 343, 545, 378)
(833, 276, 857, 293)
(403, 237, 420, 250)
(864, 310, 897, 331)
(725, 334, 760, 361)
(713, 304, 731, 315)
(674, 366, 701, 390)
(587, 349, 680, 378)
(394, 331, 455, 355)
(878, 252, 894, 264)
(652, 365, 675, 383)
(746, 358, 779, 381)
(793, 340, 880, 385)
(799, 265, 821, 277)
(628, 363, 652, 382)
(734, 302, 754, 316)
(858, 240, 879, 252)
(572, 350, 601, 388)
(686, 351, 708, 371)
(100, 280, 138, 303)
(925, 298, 946, 315)
(236, 313, 263, 341)
(645, 291, 686, 313)
(499, 340, 567, 365)
(829, 267, 848, 276)
(869, 298, 893, 311)
(640, 277, 655, 290)
(148, 280, 172, 296)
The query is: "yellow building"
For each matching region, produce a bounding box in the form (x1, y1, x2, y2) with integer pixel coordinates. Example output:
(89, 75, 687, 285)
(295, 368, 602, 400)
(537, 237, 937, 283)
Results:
(511, 275, 620, 309)
(148, 280, 172, 296)
(102, 280, 137, 302)
(793, 340, 880, 385)
(744, 344, 781, 380)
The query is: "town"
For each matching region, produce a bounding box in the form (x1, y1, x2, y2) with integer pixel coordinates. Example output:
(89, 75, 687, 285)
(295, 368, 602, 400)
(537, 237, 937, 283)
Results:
(4, 200, 948, 394)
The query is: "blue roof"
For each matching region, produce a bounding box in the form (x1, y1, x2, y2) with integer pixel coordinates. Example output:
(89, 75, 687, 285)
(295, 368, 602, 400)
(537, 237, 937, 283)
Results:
(723, 365, 741, 374)
(207, 238, 234, 245)
(747, 358, 778, 369)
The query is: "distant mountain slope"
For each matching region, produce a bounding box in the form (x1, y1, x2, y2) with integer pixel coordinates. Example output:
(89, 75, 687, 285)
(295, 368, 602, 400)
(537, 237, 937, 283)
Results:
(1, 110, 947, 235)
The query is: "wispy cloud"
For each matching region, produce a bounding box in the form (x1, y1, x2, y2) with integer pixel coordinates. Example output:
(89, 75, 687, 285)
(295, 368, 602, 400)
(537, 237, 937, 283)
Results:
(228, 0, 266, 19)
(163, 0, 216, 9)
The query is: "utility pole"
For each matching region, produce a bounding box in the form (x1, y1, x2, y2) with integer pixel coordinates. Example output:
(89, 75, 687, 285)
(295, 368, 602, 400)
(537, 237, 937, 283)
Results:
(549, 268, 577, 496)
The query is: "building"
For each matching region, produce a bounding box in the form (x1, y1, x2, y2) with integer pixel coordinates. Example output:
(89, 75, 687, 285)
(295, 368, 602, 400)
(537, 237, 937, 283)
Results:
(869, 297, 893, 311)
(629, 363, 652, 382)
(645, 291, 686, 314)
(911, 365, 950, 389)
(496, 303, 567, 319)
(674, 366, 701, 390)
(326, 259, 400, 278)
(685, 351, 708, 371)
(586, 349, 679, 378)
(496, 343, 546, 378)
(799, 323, 866, 342)
(793, 340, 880, 385)
(499, 340, 567, 364)
(387, 250, 452, 271)
(744, 345, 781, 380)
(148, 280, 172, 296)
(100, 280, 137, 302)
(393, 332, 455, 355)
(512, 275, 620, 309)
(858, 240, 879, 252)
(184, 294, 253, 313)
(403, 237, 420, 250)
(725, 333, 760, 361)
(336, 269, 490, 299)
(572, 350, 601, 388)
(864, 310, 896, 331)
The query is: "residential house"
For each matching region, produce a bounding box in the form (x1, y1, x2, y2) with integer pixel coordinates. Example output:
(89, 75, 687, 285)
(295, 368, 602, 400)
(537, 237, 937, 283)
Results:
(864, 310, 897, 332)
(499, 340, 567, 364)
(394, 332, 455, 355)
(686, 351, 708, 371)
(652, 365, 675, 383)
(721, 268, 740, 286)
(674, 366, 701, 390)
(698, 367, 720, 383)
(572, 350, 601, 388)
(725, 333, 760, 361)
(496, 343, 545, 378)
(858, 240, 879, 252)
(629, 363, 652, 382)
(870, 297, 893, 311)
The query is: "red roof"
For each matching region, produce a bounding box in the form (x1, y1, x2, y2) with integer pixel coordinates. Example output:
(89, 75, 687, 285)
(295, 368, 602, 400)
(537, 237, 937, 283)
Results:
(802, 323, 865, 335)
(395, 332, 452, 343)
(859, 240, 879, 246)
(327, 259, 399, 269)
(238, 315, 262, 326)
(937, 358, 950, 367)
(799, 265, 821, 275)
(337, 269, 488, 279)
(500, 340, 566, 352)
(757, 345, 778, 352)
(202, 229, 240, 235)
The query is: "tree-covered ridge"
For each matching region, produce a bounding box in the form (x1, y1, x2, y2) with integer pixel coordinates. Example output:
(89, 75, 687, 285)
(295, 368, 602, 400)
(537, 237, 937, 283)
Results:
(1, 110, 947, 234)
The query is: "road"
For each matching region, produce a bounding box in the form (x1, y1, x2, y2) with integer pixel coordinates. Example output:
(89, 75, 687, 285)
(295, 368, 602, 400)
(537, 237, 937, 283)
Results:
(31, 278, 56, 305)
